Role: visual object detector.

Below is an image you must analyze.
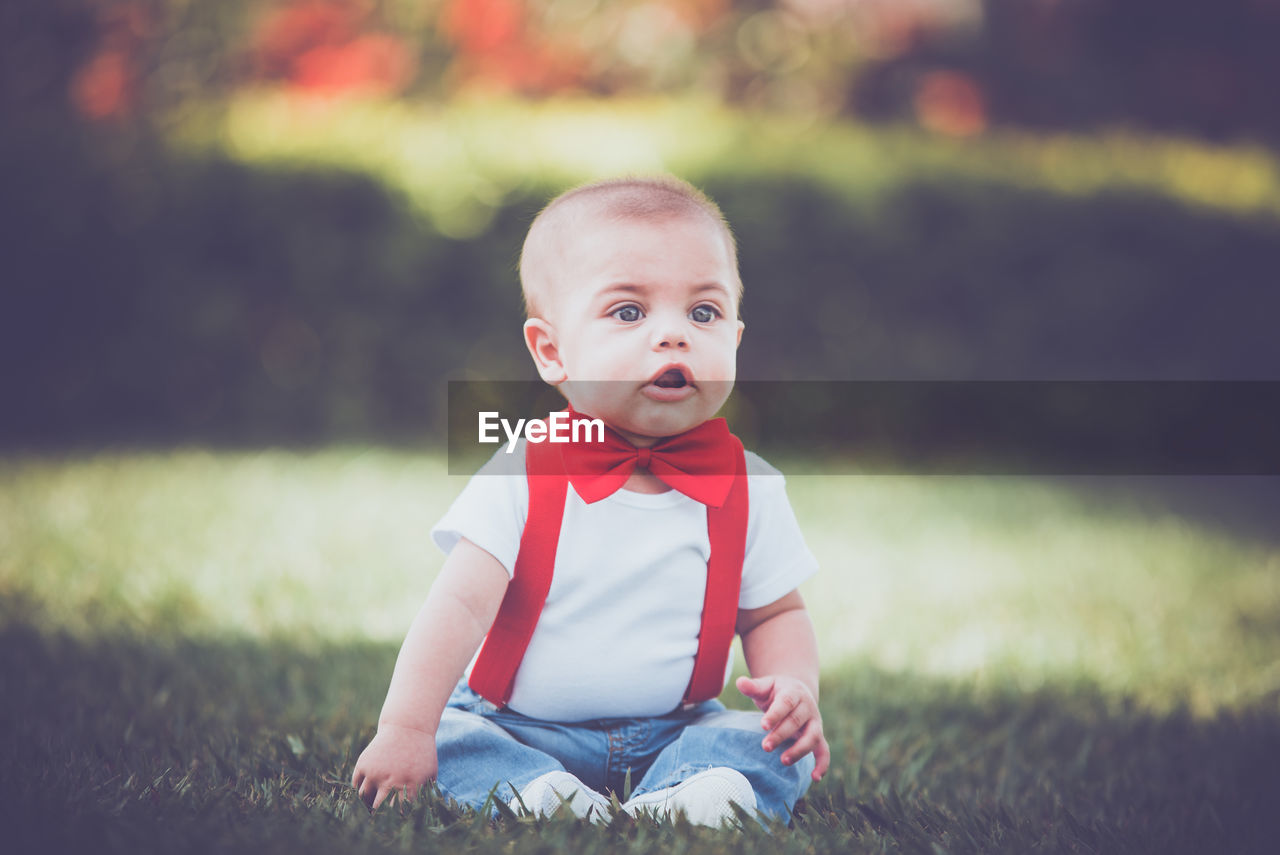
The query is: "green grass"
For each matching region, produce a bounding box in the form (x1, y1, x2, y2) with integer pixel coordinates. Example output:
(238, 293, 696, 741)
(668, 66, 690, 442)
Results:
(3, 450, 1279, 852)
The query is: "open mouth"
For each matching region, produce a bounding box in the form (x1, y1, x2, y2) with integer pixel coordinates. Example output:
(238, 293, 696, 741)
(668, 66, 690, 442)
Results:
(651, 368, 689, 389)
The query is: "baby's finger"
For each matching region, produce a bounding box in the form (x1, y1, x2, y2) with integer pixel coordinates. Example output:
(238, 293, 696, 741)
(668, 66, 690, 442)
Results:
(811, 738, 832, 781)
(760, 689, 802, 731)
(779, 719, 822, 765)
(371, 784, 390, 812)
(386, 787, 407, 813)
(735, 675, 774, 708)
(356, 777, 374, 810)
(762, 695, 807, 748)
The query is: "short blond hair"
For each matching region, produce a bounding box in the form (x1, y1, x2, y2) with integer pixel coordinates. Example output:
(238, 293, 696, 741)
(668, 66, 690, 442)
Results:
(519, 176, 741, 319)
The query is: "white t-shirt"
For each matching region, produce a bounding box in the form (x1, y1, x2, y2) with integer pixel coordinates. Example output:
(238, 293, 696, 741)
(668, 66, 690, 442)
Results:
(431, 440, 818, 722)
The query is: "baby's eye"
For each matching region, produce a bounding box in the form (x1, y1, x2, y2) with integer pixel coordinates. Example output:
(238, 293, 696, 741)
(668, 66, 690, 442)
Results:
(611, 304, 643, 322)
(689, 304, 720, 323)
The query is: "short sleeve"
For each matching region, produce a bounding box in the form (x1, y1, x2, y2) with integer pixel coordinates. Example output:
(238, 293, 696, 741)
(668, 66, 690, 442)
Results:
(430, 442, 529, 577)
(737, 452, 819, 609)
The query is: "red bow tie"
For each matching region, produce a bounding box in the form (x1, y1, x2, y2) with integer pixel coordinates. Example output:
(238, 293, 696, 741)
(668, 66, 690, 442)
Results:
(557, 410, 741, 507)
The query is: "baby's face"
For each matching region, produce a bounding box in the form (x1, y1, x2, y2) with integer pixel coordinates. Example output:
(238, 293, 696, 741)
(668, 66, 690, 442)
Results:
(524, 214, 743, 445)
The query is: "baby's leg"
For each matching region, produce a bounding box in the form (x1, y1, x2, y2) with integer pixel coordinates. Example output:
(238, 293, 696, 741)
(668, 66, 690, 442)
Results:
(436, 684, 613, 820)
(435, 706, 566, 810)
(629, 708, 815, 825)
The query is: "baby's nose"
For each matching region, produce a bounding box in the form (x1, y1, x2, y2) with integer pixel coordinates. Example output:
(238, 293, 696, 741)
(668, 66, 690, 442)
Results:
(652, 323, 690, 350)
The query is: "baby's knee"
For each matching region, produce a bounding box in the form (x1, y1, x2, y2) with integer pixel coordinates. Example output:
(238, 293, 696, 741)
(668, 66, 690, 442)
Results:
(689, 708, 764, 733)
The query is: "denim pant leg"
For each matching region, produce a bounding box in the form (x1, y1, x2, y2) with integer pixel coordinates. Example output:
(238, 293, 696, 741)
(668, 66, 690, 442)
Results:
(435, 707, 568, 810)
(435, 685, 571, 811)
(631, 707, 815, 822)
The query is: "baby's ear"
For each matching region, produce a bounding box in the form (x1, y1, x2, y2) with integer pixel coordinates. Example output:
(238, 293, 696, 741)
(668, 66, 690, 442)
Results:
(523, 318, 567, 385)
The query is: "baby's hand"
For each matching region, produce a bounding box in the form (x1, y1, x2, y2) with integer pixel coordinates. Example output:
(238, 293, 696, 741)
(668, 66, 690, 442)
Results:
(736, 675, 831, 781)
(351, 723, 438, 811)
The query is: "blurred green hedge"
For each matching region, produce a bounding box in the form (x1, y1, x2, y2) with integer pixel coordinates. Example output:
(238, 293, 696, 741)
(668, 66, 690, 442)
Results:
(3, 117, 1279, 447)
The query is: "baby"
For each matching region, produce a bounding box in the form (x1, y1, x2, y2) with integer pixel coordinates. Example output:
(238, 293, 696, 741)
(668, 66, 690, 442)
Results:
(352, 176, 828, 826)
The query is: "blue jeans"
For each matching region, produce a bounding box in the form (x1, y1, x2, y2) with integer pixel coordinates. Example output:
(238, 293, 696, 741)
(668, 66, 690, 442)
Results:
(436, 681, 814, 822)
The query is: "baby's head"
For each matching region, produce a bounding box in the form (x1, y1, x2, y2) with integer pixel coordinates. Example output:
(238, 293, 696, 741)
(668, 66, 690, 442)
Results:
(520, 176, 745, 445)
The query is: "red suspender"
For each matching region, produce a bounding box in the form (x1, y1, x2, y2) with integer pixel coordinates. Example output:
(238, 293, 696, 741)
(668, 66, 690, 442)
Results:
(467, 439, 568, 706)
(683, 439, 748, 704)
(467, 437, 750, 709)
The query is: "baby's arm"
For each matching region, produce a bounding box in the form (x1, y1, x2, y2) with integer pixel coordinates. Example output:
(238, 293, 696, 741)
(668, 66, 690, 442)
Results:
(351, 538, 509, 810)
(735, 589, 831, 781)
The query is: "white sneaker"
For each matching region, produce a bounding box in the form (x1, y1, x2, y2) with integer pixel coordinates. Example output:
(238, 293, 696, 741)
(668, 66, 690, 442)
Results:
(509, 770, 612, 823)
(622, 767, 757, 827)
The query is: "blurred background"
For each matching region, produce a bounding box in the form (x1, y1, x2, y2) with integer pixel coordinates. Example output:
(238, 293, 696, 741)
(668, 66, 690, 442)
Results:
(3, 0, 1280, 447)
(3, 8, 1280, 806)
